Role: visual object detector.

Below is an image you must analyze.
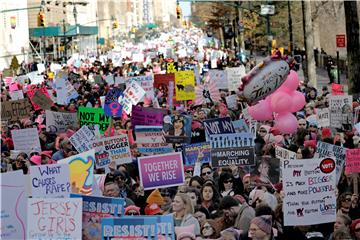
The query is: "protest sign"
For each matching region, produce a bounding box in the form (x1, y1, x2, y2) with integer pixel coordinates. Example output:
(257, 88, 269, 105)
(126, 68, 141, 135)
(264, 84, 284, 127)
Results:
(208, 69, 227, 89)
(166, 61, 178, 73)
(90, 134, 131, 168)
(78, 107, 111, 134)
(345, 149, 360, 174)
(163, 114, 192, 144)
(105, 74, 115, 85)
(225, 94, 238, 110)
(27, 71, 45, 84)
(1, 98, 32, 121)
(329, 95, 353, 129)
(251, 156, 280, 186)
(275, 146, 297, 160)
(9, 90, 24, 100)
(124, 75, 154, 98)
(282, 158, 336, 226)
(72, 194, 125, 240)
(232, 119, 250, 133)
(138, 152, 185, 190)
(102, 217, 158, 239)
(58, 149, 95, 195)
(211, 146, 255, 167)
(131, 105, 166, 127)
(26, 87, 51, 110)
(104, 87, 124, 117)
(37, 63, 45, 74)
(16, 75, 28, 85)
(27, 198, 82, 240)
(227, 66, 246, 91)
(154, 73, 175, 93)
(30, 163, 70, 198)
(120, 81, 146, 114)
(70, 125, 98, 153)
(11, 128, 41, 154)
(209, 132, 255, 149)
(317, 108, 330, 128)
(174, 70, 195, 101)
(184, 142, 211, 166)
(203, 117, 236, 140)
(31, 90, 53, 110)
(331, 83, 344, 95)
(314, 141, 346, 183)
(1, 171, 27, 240)
(135, 126, 173, 155)
(45, 110, 78, 133)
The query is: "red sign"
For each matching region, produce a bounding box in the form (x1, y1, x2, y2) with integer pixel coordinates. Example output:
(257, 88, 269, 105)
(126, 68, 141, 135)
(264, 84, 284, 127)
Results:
(336, 34, 346, 48)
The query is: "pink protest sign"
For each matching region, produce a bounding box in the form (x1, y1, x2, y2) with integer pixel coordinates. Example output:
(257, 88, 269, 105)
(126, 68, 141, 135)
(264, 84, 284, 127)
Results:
(138, 152, 185, 190)
(9, 82, 19, 92)
(345, 149, 360, 174)
(131, 105, 166, 127)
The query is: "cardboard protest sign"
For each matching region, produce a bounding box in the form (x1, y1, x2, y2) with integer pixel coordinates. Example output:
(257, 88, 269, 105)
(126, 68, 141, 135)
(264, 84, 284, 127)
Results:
(227, 66, 246, 91)
(78, 107, 111, 134)
(90, 134, 131, 168)
(31, 90, 53, 110)
(166, 61, 178, 73)
(135, 126, 173, 155)
(72, 194, 125, 240)
(30, 164, 70, 198)
(184, 142, 211, 166)
(1, 171, 27, 240)
(174, 70, 195, 101)
(9, 90, 24, 100)
(203, 117, 236, 141)
(163, 114, 192, 144)
(1, 98, 32, 121)
(102, 217, 158, 239)
(131, 105, 166, 127)
(120, 81, 146, 114)
(45, 110, 78, 133)
(70, 125, 99, 153)
(11, 128, 41, 154)
(345, 149, 360, 174)
(58, 149, 95, 195)
(27, 198, 82, 239)
(138, 152, 185, 190)
(329, 95, 353, 130)
(212, 147, 255, 167)
(314, 141, 346, 183)
(317, 108, 330, 128)
(26, 87, 51, 111)
(282, 158, 336, 226)
(208, 69, 227, 89)
(104, 87, 124, 117)
(275, 146, 297, 160)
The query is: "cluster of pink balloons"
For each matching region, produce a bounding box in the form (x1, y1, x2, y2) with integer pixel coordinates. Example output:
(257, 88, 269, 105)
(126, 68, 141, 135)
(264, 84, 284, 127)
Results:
(248, 70, 305, 134)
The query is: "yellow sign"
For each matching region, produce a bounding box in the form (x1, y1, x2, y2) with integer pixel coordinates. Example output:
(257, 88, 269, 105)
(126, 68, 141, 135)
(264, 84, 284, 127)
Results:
(175, 70, 195, 101)
(166, 62, 177, 73)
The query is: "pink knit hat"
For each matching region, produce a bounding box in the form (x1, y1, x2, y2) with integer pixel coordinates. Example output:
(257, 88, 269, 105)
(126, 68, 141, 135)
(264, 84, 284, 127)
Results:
(30, 155, 42, 165)
(251, 215, 272, 234)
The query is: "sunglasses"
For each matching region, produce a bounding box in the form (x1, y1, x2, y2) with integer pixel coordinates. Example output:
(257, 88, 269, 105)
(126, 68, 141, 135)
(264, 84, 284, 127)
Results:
(185, 170, 193, 174)
(201, 171, 211, 176)
(223, 179, 233, 184)
(299, 123, 306, 126)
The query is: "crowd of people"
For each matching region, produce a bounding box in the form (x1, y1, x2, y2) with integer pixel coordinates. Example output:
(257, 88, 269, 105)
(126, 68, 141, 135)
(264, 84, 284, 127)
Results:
(1, 27, 360, 240)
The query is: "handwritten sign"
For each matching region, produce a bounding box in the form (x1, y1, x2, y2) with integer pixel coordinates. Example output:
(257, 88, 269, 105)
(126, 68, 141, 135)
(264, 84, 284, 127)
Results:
(124, 75, 154, 98)
(78, 107, 110, 134)
(131, 105, 166, 127)
(227, 66, 246, 91)
(69, 125, 99, 153)
(184, 142, 211, 166)
(90, 134, 131, 168)
(1, 171, 27, 240)
(138, 152, 185, 190)
(282, 158, 336, 226)
(11, 128, 41, 154)
(32, 90, 53, 110)
(135, 126, 173, 155)
(1, 99, 32, 121)
(27, 198, 82, 239)
(275, 146, 297, 160)
(27, 87, 51, 110)
(174, 70, 195, 101)
(203, 117, 235, 140)
(329, 95, 353, 129)
(46, 110, 78, 133)
(30, 164, 70, 198)
(120, 81, 146, 114)
(345, 149, 360, 174)
(104, 88, 123, 117)
(317, 108, 330, 128)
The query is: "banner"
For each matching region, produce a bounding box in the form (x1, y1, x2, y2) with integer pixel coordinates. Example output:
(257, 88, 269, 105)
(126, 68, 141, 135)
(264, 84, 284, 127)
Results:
(184, 142, 211, 166)
(203, 117, 236, 140)
(138, 152, 185, 190)
(163, 114, 192, 144)
(11, 128, 41, 154)
(282, 158, 336, 226)
(174, 70, 195, 101)
(58, 149, 95, 195)
(1, 171, 27, 240)
(9, 90, 24, 100)
(30, 163, 70, 198)
(27, 87, 51, 110)
(78, 107, 111, 134)
(209, 132, 255, 149)
(131, 105, 166, 127)
(120, 81, 146, 114)
(275, 146, 297, 160)
(227, 66, 246, 91)
(27, 198, 82, 239)
(329, 95, 353, 129)
(45, 110, 78, 133)
(345, 149, 360, 174)
(104, 88, 124, 117)
(211, 147, 255, 167)
(102, 217, 158, 239)
(317, 108, 330, 128)
(135, 126, 173, 155)
(90, 134, 131, 168)
(1, 99, 32, 121)
(70, 125, 99, 153)
(314, 141, 346, 183)
(208, 69, 227, 89)
(72, 194, 125, 240)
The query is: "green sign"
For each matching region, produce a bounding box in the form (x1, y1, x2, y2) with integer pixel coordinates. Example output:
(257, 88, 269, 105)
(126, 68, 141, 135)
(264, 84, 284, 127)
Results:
(78, 107, 110, 134)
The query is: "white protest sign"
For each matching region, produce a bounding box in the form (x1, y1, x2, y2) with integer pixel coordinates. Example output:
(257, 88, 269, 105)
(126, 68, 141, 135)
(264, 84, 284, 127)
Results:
(54, 77, 67, 105)
(27, 198, 82, 239)
(317, 108, 330, 128)
(45, 110, 78, 133)
(275, 146, 296, 160)
(30, 164, 71, 198)
(27, 71, 45, 85)
(226, 66, 246, 91)
(121, 81, 146, 114)
(37, 63, 46, 74)
(69, 125, 98, 153)
(11, 128, 41, 154)
(329, 95, 353, 129)
(50, 63, 62, 73)
(226, 95, 238, 110)
(282, 158, 336, 226)
(9, 90, 24, 100)
(105, 74, 115, 85)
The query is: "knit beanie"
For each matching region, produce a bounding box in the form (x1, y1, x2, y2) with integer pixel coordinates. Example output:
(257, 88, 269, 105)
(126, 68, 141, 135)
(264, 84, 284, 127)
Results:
(250, 215, 272, 234)
(124, 205, 140, 215)
(146, 189, 165, 206)
(144, 203, 161, 215)
(321, 128, 332, 139)
(175, 225, 196, 240)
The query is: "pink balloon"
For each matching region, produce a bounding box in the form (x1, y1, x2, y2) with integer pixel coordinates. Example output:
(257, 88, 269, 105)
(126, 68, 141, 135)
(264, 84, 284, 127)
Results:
(289, 91, 306, 112)
(274, 112, 298, 134)
(248, 100, 273, 121)
(282, 70, 299, 91)
(270, 91, 292, 113)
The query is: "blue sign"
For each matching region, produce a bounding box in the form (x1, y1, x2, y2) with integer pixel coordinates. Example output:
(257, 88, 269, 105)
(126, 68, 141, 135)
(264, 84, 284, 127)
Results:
(104, 88, 124, 117)
(184, 142, 211, 166)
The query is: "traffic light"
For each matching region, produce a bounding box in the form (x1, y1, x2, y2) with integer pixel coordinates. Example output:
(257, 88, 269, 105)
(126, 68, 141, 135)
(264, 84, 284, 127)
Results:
(38, 11, 46, 27)
(112, 20, 119, 29)
(176, 5, 181, 19)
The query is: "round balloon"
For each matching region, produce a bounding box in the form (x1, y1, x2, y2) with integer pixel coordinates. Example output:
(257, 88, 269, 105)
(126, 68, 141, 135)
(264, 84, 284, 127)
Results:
(270, 91, 292, 113)
(289, 91, 306, 113)
(248, 100, 273, 121)
(274, 112, 298, 134)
